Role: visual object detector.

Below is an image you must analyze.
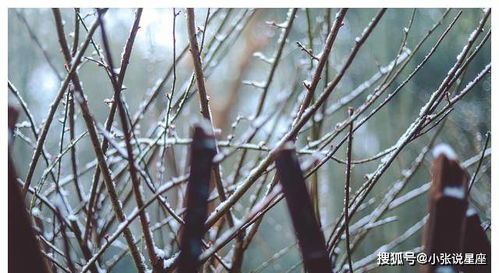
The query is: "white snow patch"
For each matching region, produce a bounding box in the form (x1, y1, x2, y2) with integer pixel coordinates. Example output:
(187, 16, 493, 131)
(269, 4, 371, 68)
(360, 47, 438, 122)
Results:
(67, 214, 78, 221)
(31, 207, 41, 217)
(213, 152, 225, 163)
(466, 207, 477, 217)
(442, 186, 465, 199)
(432, 143, 457, 160)
(154, 246, 167, 259)
(163, 252, 179, 269)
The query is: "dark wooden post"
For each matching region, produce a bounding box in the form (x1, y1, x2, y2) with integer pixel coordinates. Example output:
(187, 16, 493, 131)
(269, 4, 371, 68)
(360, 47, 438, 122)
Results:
(274, 144, 332, 273)
(177, 124, 217, 273)
(461, 207, 490, 273)
(9, 105, 52, 273)
(422, 145, 468, 273)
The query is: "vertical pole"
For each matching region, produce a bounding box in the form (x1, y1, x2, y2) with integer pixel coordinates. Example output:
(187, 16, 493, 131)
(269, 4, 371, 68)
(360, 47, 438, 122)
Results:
(178, 124, 217, 273)
(275, 144, 332, 273)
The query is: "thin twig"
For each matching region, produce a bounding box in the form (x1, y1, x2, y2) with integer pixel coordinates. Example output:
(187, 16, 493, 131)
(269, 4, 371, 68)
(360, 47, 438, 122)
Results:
(51, 8, 147, 273)
(21, 9, 103, 197)
(468, 132, 491, 192)
(83, 7, 143, 244)
(186, 8, 237, 230)
(97, 8, 163, 272)
(344, 108, 354, 273)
